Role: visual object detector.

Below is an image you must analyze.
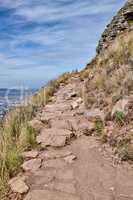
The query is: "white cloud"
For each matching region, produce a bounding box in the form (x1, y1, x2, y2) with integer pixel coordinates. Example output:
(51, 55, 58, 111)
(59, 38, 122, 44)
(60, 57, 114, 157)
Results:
(14, 1, 120, 23)
(0, 0, 126, 87)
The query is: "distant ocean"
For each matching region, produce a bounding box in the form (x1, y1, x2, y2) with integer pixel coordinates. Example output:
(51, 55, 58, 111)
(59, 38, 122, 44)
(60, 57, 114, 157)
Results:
(0, 88, 35, 119)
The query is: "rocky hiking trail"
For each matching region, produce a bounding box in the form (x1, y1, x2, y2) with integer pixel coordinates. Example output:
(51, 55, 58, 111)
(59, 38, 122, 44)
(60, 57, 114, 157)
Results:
(8, 78, 133, 200)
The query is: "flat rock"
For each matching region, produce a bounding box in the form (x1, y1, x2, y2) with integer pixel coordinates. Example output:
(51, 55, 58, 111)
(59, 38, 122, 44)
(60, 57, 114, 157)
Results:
(37, 134, 67, 148)
(24, 190, 80, 200)
(22, 151, 39, 159)
(9, 176, 29, 194)
(50, 119, 72, 130)
(45, 103, 71, 112)
(22, 159, 42, 172)
(40, 128, 72, 138)
(36, 128, 72, 147)
(29, 170, 56, 187)
(39, 149, 72, 160)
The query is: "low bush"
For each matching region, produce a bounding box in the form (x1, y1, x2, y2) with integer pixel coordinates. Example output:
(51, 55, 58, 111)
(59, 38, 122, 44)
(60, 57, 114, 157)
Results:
(114, 111, 126, 126)
(95, 119, 104, 136)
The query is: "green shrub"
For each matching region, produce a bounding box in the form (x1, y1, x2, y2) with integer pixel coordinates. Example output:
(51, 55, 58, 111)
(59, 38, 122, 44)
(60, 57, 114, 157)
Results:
(95, 120, 104, 136)
(117, 145, 133, 161)
(26, 125, 37, 148)
(100, 133, 108, 143)
(5, 146, 23, 177)
(114, 111, 125, 126)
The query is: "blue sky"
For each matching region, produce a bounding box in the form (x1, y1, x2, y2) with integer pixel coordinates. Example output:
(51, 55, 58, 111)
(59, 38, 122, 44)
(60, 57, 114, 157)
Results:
(0, 0, 126, 88)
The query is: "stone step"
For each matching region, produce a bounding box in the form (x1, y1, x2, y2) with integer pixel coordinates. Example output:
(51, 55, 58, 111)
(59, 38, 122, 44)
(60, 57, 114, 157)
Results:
(36, 128, 73, 148)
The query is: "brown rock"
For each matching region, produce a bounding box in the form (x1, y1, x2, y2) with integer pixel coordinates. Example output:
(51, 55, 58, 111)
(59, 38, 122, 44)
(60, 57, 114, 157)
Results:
(9, 176, 29, 194)
(29, 170, 56, 186)
(22, 159, 42, 172)
(37, 134, 67, 148)
(50, 119, 72, 130)
(36, 128, 72, 148)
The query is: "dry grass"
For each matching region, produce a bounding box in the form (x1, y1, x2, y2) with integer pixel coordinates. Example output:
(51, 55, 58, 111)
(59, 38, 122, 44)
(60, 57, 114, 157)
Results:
(84, 30, 133, 109)
(0, 72, 70, 198)
(83, 30, 133, 161)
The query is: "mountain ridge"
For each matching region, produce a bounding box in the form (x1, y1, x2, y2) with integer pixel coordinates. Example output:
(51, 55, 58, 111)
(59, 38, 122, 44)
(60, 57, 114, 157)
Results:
(97, 0, 133, 53)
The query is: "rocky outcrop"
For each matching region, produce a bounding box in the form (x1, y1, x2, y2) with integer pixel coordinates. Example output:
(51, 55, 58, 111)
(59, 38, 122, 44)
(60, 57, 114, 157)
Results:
(97, 0, 133, 53)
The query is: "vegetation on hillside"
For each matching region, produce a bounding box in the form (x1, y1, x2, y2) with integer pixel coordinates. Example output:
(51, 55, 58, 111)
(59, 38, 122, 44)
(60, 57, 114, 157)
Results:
(84, 30, 133, 110)
(82, 30, 133, 162)
(0, 73, 70, 198)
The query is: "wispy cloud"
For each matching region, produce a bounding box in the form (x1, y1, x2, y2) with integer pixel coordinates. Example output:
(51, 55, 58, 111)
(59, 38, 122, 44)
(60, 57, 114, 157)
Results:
(0, 0, 126, 88)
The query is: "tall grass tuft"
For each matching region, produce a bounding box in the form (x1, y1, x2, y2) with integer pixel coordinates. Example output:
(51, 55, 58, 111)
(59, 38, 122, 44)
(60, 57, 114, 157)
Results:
(84, 30, 133, 109)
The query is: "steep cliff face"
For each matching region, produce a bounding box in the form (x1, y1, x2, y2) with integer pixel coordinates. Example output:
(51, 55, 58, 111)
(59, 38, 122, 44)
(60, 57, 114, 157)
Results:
(96, 0, 133, 54)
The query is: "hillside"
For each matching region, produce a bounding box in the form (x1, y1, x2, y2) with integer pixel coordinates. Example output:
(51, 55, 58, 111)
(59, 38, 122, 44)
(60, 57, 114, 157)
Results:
(97, 0, 133, 53)
(0, 1, 133, 200)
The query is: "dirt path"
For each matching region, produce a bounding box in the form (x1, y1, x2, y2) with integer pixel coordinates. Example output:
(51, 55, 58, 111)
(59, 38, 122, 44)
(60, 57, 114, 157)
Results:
(9, 79, 133, 200)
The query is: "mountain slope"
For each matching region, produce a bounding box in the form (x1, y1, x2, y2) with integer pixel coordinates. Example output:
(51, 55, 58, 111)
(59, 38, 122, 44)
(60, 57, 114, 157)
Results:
(1, 1, 133, 199)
